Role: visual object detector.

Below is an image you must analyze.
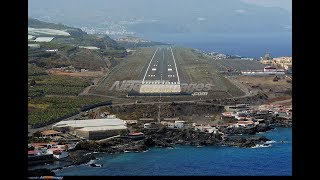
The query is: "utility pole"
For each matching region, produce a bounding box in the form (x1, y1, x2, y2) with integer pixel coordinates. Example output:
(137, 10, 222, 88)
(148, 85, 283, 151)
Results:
(158, 92, 161, 123)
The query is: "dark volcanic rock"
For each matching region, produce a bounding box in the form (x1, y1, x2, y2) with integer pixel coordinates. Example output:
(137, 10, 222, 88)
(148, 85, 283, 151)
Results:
(224, 124, 272, 135)
(143, 127, 222, 147)
(110, 140, 148, 152)
(68, 150, 96, 165)
(28, 168, 55, 177)
(74, 141, 100, 151)
(144, 138, 156, 147)
(222, 136, 269, 148)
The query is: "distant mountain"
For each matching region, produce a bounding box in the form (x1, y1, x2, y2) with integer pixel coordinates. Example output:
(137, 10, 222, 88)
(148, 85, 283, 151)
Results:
(115, 36, 170, 48)
(28, 0, 291, 35)
(28, 18, 122, 50)
(28, 18, 127, 71)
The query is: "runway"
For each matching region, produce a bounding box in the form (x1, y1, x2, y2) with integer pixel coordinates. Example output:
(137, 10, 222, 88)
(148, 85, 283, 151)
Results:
(139, 47, 181, 93)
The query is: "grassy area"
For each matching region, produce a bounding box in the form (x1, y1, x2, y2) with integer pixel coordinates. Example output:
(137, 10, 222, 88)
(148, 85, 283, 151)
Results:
(212, 59, 265, 71)
(28, 63, 47, 76)
(173, 48, 244, 96)
(28, 96, 106, 127)
(28, 74, 91, 97)
(94, 47, 156, 95)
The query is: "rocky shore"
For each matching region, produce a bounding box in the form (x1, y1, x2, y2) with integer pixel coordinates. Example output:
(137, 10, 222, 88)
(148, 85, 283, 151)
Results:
(58, 127, 270, 166)
(29, 116, 291, 175)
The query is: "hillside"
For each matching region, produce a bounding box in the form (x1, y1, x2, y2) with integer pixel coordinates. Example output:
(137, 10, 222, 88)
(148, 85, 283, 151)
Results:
(28, 17, 123, 49)
(28, 18, 129, 127)
(28, 18, 127, 71)
(115, 36, 170, 48)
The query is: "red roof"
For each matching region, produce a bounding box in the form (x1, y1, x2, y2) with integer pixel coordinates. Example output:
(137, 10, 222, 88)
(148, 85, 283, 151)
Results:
(28, 150, 39, 155)
(129, 132, 144, 136)
(31, 142, 57, 147)
(31, 143, 48, 147)
(237, 121, 254, 124)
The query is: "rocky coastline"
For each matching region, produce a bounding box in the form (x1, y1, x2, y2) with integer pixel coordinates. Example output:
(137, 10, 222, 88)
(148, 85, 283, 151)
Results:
(28, 118, 291, 176)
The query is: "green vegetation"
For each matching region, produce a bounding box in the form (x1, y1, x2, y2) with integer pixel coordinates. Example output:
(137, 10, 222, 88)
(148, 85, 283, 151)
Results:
(37, 42, 78, 53)
(28, 75, 91, 97)
(27, 18, 129, 128)
(211, 59, 265, 71)
(28, 96, 106, 127)
(117, 41, 169, 48)
(173, 48, 245, 97)
(52, 35, 115, 50)
(28, 63, 47, 76)
(94, 48, 155, 95)
(28, 18, 70, 30)
(28, 71, 106, 127)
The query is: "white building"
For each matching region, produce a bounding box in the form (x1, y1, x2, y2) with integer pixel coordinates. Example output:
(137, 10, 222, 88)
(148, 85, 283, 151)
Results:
(46, 49, 58, 52)
(28, 44, 40, 49)
(144, 123, 151, 129)
(53, 118, 127, 140)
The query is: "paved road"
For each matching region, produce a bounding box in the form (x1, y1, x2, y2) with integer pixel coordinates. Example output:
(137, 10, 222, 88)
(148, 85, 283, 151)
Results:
(140, 47, 180, 84)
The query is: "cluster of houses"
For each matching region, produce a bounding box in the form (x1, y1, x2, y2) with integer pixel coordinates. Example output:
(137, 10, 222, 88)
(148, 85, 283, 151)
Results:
(260, 54, 292, 71)
(28, 130, 77, 161)
(258, 104, 292, 120)
(221, 103, 292, 128)
(29, 104, 292, 163)
(142, 103, 292, 135)
(48, 65, 88, 73)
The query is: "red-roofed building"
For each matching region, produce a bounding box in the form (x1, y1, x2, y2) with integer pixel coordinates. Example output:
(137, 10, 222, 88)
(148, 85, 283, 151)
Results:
(28, 150, 40, 156)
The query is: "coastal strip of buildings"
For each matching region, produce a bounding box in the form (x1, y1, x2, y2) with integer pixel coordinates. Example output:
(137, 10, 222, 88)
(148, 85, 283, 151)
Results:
(241, 54, 292, 76)
(28, 102, 291, 164)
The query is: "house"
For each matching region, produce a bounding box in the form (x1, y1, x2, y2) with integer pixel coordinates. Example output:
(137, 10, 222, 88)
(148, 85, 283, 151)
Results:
(225, 104, 250, 112)
(124, 120, 138, 125)
(45, 49, 58, 52)
(174, 121, 185, 129)
(221, 112, 233, 117)
(47, 149, 68, 159)
(167, 122, 175, 129)
(41, 130, 62, 138)
(139, 118, 155, 123)
(194, 125, 218, 134)
(28, 150, 40, 156)
(126, 132, 144, 140)
(216, 124, 229, 129)
(237, 121, 255, 127)
(28, 44, 40, 49)
(144, 123, 151, 129)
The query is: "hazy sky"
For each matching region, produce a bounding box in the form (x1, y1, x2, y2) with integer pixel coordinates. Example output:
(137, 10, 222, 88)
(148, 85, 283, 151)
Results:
(241, 0, 291, 11)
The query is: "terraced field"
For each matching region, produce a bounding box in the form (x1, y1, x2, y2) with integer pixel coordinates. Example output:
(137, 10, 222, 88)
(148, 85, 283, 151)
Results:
(92, 47, 245, 98)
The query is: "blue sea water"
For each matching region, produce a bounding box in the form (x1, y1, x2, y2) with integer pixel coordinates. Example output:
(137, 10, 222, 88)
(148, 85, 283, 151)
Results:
(141, 32, 292, 58)
(54, 127, 292, 176)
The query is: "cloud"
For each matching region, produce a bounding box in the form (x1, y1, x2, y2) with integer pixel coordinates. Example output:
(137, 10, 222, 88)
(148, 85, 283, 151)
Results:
(283, 25, 292, 30)
(197, 17, 206, 21)
(240, 0, 292, 11)
(235, 9, 247, 13)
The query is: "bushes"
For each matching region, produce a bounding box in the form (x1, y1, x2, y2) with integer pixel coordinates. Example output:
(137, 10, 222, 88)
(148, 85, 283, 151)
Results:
(28, 75, 91, 96)
(28, 96, 107, 127)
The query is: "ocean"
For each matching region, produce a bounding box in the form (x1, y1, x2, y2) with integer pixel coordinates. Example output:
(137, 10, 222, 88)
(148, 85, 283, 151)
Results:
(51, 127, 292, 176)
(141, 32, 292, 58)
